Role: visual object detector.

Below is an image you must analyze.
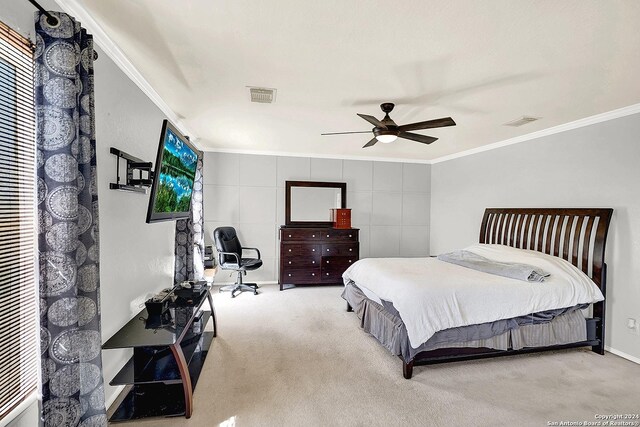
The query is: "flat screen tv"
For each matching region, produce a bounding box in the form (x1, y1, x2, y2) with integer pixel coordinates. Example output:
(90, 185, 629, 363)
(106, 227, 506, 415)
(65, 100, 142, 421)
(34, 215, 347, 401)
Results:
(146, 119, 199, 223)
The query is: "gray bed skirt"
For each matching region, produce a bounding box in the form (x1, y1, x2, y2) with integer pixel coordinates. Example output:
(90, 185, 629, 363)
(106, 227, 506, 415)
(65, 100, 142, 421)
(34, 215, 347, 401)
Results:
(341, 282, 587, 363)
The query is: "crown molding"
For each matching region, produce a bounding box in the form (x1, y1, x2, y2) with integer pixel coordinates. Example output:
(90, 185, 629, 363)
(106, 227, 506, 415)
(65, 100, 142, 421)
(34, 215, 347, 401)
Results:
(430, 103, 640, 164)
(52, 0, 197, 146)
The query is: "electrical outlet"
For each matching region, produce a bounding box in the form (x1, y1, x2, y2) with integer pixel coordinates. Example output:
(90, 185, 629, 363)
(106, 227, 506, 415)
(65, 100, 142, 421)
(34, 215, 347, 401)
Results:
(626, 318, 640, 336)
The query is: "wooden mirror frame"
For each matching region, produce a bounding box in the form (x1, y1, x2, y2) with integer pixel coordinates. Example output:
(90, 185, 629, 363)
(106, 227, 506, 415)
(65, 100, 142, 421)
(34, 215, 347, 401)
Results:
(285, 181, 347, 227)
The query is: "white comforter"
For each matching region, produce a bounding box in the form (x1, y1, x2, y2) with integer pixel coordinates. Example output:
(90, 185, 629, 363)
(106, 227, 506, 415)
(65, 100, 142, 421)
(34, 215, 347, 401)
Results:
(342, 244, 604, 349)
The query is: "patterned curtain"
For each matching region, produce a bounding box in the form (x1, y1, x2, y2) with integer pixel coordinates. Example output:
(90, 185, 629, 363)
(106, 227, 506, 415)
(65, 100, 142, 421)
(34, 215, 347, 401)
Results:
(35, 12, 106, 427)
(174, 155, 205, 284)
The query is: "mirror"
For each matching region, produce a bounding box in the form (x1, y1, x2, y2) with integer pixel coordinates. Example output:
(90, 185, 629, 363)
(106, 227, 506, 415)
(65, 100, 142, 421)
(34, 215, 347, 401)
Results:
(285, 181, 346, 227)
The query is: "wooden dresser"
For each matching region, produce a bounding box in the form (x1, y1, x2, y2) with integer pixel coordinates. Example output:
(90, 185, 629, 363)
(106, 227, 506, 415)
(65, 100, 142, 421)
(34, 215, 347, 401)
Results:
(279, 226, 359, 290)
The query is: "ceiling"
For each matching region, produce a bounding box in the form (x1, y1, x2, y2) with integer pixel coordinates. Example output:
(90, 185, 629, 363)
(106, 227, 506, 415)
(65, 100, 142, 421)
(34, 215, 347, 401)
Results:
(72, 0, 640, 161)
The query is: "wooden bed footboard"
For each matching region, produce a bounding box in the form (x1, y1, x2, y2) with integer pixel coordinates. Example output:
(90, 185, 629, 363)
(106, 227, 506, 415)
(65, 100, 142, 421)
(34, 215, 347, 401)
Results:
(401, 337, 603, 379)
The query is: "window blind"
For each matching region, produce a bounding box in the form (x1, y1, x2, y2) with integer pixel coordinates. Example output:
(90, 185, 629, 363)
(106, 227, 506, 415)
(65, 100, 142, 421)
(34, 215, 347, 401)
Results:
(0, 20, 38, 422)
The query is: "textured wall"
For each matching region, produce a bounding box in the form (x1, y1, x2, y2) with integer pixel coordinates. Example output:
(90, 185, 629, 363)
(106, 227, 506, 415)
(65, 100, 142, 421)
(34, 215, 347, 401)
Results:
(431, 112, 640, 362)
(203, 153, 431, 284)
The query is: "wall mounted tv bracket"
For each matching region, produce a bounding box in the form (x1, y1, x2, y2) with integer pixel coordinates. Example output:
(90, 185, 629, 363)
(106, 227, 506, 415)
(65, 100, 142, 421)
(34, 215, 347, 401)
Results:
(109, 147, 154, 194)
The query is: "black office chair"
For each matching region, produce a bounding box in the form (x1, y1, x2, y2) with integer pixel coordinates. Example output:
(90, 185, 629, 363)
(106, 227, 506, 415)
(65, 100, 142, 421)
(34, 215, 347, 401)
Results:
(213, 227, 262, 298)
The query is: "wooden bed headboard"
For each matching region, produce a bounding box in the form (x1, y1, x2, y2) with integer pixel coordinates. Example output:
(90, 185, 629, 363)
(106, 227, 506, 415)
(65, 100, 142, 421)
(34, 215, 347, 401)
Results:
(479, 208, 613, 289)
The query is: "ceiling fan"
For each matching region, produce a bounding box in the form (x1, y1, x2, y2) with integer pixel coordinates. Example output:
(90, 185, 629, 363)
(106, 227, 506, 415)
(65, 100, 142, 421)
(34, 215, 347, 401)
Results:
(322, 103, 456, 148)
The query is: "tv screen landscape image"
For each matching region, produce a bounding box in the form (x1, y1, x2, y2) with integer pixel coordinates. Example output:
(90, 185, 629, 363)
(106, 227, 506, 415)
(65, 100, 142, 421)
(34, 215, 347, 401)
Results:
(146, 120, 199, 223)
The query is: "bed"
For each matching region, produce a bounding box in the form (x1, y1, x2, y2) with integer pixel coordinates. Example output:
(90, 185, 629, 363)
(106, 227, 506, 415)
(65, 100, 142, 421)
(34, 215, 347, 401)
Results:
(341, 208, 613, 379)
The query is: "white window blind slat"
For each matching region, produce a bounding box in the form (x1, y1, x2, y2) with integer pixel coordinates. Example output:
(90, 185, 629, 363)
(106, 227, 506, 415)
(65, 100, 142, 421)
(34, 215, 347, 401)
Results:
(0, 130, 36, 144)
(0, 19, 38, 423)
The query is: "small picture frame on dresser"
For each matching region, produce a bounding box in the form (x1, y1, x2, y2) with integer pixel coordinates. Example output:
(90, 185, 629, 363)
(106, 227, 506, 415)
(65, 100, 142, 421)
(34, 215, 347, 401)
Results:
(330, 208, 351, 229)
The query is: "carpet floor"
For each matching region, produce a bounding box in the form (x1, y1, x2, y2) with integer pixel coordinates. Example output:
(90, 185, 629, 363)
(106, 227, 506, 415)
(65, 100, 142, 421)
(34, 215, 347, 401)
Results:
(127, 284, 640, 427)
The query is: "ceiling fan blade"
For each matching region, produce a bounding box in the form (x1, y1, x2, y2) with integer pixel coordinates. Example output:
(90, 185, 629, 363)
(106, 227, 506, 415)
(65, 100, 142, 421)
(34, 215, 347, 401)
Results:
(398, 132, 438, 145)
(398, 117, 456, 132)
(357, 114, 387, 129)
(321, 131, 372, 136)
(362, 137, 378, 148)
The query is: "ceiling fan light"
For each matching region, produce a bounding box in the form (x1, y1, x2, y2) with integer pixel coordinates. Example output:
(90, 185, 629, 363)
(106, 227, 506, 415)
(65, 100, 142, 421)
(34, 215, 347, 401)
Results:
(376, 134, 397, 144)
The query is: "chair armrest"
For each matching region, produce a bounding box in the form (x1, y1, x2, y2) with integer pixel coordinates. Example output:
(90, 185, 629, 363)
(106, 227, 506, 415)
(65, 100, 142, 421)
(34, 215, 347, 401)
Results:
(241, 247, 261, 260)
(217, 251, 240, 265)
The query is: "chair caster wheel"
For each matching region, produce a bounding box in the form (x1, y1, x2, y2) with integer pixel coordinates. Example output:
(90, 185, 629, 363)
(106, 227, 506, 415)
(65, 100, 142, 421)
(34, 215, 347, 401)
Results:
(254, 291, 258, 295)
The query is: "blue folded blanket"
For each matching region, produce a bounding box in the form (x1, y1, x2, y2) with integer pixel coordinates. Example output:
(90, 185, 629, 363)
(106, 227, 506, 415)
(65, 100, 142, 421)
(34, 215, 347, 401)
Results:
(437, 250, 550, 282)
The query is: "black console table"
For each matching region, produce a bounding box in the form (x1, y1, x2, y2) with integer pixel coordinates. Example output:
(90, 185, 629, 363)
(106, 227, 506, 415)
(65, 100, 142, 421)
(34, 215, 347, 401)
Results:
(103, 286, 216, 422)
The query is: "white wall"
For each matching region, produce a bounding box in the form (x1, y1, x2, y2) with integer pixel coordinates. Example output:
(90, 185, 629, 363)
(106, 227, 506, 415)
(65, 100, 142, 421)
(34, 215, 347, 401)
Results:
(203, 153, 431, 283)
(431, 112, 640, 361)
(1, 2, 177, 424)
(94, 44, 175, 406)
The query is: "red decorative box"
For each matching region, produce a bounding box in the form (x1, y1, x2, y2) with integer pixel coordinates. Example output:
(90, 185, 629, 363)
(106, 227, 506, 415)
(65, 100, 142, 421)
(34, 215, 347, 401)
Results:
(330, 208, 352, 229)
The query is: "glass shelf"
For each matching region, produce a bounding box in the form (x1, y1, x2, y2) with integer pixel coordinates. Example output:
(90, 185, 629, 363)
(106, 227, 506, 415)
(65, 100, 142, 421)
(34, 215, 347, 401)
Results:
(103, 285, 216, 422)
(103, 287, 211, 349)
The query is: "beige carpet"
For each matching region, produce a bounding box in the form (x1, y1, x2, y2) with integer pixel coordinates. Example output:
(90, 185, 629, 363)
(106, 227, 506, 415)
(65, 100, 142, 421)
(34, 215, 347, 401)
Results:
(128, 284, 640, 427)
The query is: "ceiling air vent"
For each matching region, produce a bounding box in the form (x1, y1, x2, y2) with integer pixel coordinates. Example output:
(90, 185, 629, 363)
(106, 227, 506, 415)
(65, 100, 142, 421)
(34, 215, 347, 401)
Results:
(503, 116, 540, 127)
(248, 87, 276, 104)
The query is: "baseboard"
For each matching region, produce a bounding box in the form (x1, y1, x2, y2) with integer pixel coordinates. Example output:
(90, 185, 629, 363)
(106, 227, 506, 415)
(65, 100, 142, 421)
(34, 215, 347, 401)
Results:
(605, 345, 640, 365)
(213, 280, 278, 286)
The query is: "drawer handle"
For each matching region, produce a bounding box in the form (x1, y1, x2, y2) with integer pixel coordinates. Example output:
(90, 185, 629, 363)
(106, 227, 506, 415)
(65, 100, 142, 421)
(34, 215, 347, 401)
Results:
(312, 234, 315, 237)
(326, 234, 330, 238)
(326, 249, 330, 252)
(288, 234, 292, 238)
(326, 260, 329, 264)
(326, 273, 329, 276)
(311, 273, 315, 276)
(289, 249, 292, 252)
(312, 261, 315, 264)
(349, 248, 352, 252)
(312, 249, 315, 252)
(288, 261, 291, 264)
(349, 260, 352, 263)
(349, 234, 352, 237)
(288, 274, 292, 277)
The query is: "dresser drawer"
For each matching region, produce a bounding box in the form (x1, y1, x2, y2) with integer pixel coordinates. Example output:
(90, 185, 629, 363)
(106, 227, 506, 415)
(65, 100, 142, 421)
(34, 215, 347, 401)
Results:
(281, 228, 323, 241)
(281, 243, 320, 257)
(281, 255, 320, 268)
(321, 270, 345, 282)
(317, 229, 358, 241)
(281, 268, 321, 284)
(321, 256, 357, 272)
(321, 243, 358, 256)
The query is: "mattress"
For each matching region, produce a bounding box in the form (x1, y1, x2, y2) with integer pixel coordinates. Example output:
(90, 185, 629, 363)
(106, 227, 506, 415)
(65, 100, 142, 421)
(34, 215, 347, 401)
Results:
(342, 282, 587, 363)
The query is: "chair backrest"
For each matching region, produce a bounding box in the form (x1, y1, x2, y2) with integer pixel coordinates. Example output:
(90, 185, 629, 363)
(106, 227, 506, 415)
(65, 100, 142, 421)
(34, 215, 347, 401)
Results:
(213, 227, 242, 265)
